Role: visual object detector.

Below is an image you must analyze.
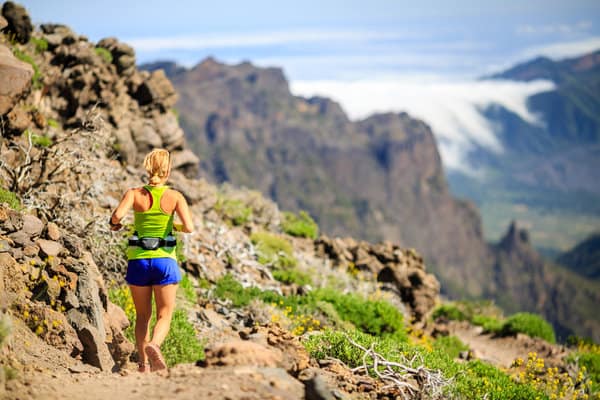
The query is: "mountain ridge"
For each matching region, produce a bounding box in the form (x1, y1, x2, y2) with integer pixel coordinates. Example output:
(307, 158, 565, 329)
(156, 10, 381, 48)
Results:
(142, 56, 600, 341)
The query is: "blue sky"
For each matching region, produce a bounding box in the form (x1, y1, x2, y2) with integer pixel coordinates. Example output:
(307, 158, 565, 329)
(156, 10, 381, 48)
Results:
(18, 0, 600, 172)
(20, 0, 600, 79)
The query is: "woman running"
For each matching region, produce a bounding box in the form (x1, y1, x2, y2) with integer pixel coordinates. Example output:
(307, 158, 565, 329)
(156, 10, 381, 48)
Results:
(109, 149, 194, 372)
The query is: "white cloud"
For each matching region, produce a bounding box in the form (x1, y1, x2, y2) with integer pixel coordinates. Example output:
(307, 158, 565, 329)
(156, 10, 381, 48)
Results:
(516, 20, 592, 36)
(291, 77, 555, 174)
(520, 37, 600, 59)
(126, 30, 413, 52)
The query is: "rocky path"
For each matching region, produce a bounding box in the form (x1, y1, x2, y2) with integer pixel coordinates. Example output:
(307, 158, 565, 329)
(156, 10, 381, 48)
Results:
(8, 365, 305, 400)
(448, 321, 568, 369)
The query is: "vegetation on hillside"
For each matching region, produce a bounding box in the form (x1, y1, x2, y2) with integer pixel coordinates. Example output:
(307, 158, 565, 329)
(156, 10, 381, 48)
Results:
(433, 302, 556, 343)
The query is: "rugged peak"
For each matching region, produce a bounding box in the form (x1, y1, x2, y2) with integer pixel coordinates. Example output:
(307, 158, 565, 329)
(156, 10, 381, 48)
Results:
(498, 220, 531, 251)
(504, 220, 529, 242)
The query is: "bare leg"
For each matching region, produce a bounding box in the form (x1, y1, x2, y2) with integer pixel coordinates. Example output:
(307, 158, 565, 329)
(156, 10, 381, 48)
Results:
(128, 285, 153, 367)
(150, 283, 178, 346)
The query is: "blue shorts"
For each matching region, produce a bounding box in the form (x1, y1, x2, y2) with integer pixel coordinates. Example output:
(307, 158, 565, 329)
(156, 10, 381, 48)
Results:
(126, 258, 181, 286)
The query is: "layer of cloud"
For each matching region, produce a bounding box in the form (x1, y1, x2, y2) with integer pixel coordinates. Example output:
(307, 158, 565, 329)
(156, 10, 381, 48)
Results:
(291, 78, 555, 174)
(516, 20, 592, 36)
(126, 30, 417, 52)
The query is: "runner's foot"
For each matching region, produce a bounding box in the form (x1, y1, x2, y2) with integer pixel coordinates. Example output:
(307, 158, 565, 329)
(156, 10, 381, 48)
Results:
(145, 343, 167, 372)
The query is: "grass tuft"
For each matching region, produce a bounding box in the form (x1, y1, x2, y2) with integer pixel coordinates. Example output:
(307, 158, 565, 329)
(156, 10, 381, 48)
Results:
(281, 210, 319, 239)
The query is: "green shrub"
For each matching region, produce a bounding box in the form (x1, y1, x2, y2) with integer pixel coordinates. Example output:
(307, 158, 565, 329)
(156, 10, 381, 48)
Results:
(281, 211, 319, 239)
(179, 274, 196, 303)
(472, 314, 504, 333)
(310, 288, 407, 340)
(47, 118, 59, 129)
(0, 187, 20, 209)
(576, 352, 600, 392)
(458, 360, 546, 400)
(566, 338, 600, 393)
(214, 273, 263, 307)
(306, 330, 546, 399)
(501, 312, 556, 343)
(305, 329, 389, 368)
(432, 304, 466, 321)
(25, 130, 53, 147)
(94, 47, 113, 64)
(175, 235, 186, 263)
(30, 37, 48, 53)
(213, 274, 406, 339)
(161, 308, 205, 366)
(272, 268, 311, 286)
(434, 335, 468, 359)
(250, 231, 297, 268)
(215, 198, 252, 226)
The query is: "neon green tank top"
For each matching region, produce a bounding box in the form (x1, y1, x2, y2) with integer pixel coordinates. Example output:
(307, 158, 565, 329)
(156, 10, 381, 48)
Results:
(127, 185, 176, 261)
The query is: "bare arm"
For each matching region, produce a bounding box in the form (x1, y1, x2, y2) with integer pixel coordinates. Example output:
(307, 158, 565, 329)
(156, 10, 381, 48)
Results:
(174, 192, 194, 233)
(110, 189, 134, 231)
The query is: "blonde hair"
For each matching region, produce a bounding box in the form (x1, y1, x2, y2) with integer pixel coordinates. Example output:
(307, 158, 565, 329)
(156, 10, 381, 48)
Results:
(144, 149, 171, 185)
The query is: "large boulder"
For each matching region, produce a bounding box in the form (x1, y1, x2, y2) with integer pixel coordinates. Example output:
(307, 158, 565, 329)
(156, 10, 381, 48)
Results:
(0, 44, 33, 115)
(1, 1, 32, 44)
(315, 237, 440, 322)
(133, 69, 177, 109)
(96, 37, 136, 76)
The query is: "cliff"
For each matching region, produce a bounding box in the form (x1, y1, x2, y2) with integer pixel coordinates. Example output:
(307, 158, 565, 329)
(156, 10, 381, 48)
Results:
(148, 58, 492, 299)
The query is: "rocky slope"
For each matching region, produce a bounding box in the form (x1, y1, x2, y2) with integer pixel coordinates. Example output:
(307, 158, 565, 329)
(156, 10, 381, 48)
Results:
(556, 232, 600, 280)
(490, 222, 600, 341)
(0, 3, 444, 398)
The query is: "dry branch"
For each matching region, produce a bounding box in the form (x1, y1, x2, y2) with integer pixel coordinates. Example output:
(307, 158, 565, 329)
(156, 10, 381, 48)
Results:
(344, 334, 450, 400)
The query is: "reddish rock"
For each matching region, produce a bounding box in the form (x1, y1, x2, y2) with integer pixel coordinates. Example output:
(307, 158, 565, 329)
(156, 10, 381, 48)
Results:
(201, 340, 282, 368)
(46, 222, 61, 241)
(22, 214, 44, 237)
(5, 105, 31, 131)
(36, 239, 63, 257)
(0, 44, 33, 115)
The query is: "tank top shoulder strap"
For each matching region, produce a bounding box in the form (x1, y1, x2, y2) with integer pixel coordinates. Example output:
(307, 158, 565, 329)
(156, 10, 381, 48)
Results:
(143, 185, 170, 212)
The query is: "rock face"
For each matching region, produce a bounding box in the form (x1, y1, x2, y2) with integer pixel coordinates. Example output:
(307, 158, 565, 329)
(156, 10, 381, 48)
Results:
(0, 204, 131, 370)
(0, 21, 199, 177)
(156, 58, 490, 299)
(1, 1, 32, 44)
(0, 43, 33, 114)
(315, 237, 439, 322)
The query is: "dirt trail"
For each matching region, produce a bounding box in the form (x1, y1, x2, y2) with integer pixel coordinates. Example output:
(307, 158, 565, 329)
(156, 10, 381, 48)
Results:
(2, 313, 306, 400)
(448, 321, 568, 369)
(6, 364, 304, 400)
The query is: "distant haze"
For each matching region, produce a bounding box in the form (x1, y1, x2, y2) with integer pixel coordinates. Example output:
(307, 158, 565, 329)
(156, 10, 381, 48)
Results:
(292, 78, 555, 174)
